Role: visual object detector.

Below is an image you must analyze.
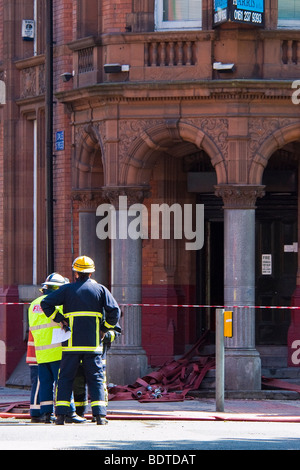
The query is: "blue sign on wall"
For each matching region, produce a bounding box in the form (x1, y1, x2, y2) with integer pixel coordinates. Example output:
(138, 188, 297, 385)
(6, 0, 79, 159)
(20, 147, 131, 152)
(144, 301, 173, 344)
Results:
(235, 0, 264, 13)
(215, 0, 228, 8)
(55, 131, 64, 151)
(214, 0, 264, 27)
(214, 0, 228, 25)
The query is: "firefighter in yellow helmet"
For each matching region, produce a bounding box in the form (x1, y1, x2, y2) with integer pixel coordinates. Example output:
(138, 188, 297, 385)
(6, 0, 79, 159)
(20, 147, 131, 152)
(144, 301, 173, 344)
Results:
(41, 256, 121, 425)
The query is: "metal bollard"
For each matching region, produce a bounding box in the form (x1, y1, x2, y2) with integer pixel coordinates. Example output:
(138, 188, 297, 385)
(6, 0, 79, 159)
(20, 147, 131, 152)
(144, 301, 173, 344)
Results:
(216, 308, 225, 412)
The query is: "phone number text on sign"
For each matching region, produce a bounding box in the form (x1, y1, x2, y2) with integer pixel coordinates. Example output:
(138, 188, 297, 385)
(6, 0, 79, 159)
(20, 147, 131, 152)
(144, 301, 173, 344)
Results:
(234, 9, 262, 23)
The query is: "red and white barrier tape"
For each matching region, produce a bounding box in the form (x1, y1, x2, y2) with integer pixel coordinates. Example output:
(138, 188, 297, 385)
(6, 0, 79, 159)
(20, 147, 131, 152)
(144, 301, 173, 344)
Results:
(121, 303, 300, 309)
(0, 303, 30, 305)
(0, 302, 300, 309)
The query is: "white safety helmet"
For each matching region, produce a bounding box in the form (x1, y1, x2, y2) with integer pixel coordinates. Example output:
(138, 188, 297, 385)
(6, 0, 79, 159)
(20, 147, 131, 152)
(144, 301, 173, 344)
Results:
(41, 272, 69, 291)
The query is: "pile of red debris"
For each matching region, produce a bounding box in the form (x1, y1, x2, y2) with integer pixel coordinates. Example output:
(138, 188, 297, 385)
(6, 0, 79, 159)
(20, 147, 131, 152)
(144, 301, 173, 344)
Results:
(108, 332, 215, 402)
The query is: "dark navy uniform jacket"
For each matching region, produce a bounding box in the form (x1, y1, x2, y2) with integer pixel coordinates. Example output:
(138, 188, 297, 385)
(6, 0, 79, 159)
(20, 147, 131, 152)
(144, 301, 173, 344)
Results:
(41, 279, 121, 354)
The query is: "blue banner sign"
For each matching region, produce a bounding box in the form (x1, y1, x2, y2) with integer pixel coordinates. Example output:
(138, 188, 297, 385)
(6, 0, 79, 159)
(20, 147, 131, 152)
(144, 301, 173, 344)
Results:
(214, 0, 264, 26)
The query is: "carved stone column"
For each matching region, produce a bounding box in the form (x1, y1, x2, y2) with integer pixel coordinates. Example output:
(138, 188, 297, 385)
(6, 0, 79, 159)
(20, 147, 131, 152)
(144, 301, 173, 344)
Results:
(103, 186, 150, 385)
(215, 184, 265, 391)
(72, 190, 109, 286)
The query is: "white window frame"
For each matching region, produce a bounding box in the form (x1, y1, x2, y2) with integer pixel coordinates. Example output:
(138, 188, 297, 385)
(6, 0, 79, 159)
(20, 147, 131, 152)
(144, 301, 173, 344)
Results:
(278, 19, 300, 29)
(155, 0, 202, 31)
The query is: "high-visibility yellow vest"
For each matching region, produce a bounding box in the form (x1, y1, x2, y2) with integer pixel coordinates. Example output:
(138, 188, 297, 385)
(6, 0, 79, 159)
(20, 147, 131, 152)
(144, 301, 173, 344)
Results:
(28, 295, 64, 364)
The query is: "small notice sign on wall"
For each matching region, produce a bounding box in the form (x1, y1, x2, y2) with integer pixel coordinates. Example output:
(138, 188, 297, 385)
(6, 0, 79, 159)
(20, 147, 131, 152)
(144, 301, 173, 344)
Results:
(55, 131, 64, 151)
(284, 243, 298, 253)
(262, 254, 272, 275)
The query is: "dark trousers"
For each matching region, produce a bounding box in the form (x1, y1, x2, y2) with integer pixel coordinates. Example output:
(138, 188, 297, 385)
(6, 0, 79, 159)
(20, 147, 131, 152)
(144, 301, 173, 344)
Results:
(56, 353, 106, 417)
(38, 360, 61, 415)
(73, 364, 88, 416)
(73, 350, 108, 416)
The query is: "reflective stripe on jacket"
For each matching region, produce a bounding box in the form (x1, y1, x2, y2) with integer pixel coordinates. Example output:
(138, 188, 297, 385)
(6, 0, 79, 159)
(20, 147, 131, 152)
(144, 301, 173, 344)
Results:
(28, 295, 63, 364)
(62, 310, 103, 353)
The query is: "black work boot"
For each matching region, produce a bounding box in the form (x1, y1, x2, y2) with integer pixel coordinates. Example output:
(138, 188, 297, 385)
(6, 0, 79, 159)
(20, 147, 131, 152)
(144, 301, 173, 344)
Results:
(65, 413, 86, 424)
(55, 414, 65, 425)
(44, 412, 52, 424)
(30, 416, 43, 423)
(41, 412, 55, 423)
(95, 415, 108, 425)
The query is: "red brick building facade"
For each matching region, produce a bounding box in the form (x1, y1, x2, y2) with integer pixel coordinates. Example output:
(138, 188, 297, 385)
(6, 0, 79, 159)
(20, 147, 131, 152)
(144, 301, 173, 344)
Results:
(0, 0, 300, 389)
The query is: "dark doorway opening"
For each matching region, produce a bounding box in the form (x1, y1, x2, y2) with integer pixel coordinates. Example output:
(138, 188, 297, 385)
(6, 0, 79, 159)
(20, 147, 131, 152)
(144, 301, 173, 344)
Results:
(255, 148, 298, 345)
(196, 194, 224, 336)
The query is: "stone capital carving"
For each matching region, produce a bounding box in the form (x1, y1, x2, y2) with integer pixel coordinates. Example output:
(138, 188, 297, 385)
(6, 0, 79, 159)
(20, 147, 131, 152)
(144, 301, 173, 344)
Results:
(215, 185, 265, 209)
(103, 186, 151, 208)
(71, 190, 104, 210)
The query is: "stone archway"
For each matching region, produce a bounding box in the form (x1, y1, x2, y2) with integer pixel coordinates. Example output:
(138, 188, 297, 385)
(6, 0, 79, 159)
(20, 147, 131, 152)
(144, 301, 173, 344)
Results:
(249, 121, 300, 185)
(112, 119, 226, 365)
(118, 119, 227, 187)
(73, 124, 105, 190)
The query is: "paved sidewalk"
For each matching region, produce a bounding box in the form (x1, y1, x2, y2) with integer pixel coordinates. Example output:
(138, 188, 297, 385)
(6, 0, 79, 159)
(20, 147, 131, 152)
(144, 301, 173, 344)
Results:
(1, 386, 300, 422)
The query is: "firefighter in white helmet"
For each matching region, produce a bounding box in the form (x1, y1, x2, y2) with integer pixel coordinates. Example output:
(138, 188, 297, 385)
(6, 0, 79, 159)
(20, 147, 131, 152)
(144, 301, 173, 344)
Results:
(41, 256, 121, 425)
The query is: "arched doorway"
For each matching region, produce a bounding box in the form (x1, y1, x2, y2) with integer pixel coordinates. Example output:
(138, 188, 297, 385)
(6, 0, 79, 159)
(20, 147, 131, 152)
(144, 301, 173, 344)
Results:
(122, 121, 223, 366)
(249, 124, 300, 368)
(256, 145, 298, 346)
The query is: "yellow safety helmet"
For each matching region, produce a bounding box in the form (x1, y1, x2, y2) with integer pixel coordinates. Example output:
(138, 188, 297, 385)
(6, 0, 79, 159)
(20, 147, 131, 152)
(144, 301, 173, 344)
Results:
(72, 255, 95, 273)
